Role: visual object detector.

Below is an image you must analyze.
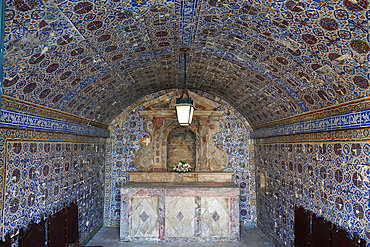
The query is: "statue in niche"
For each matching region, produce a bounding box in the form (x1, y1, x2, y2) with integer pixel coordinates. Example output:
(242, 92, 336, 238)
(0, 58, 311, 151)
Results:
(167, 126, 196, 171)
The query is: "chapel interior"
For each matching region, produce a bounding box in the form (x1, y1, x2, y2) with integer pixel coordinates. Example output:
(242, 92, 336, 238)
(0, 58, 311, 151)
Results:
(1, 0, 370, 246)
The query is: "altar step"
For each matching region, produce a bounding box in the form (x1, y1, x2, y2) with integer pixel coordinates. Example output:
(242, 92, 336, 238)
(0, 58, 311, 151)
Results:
(86, 226, 275, 247)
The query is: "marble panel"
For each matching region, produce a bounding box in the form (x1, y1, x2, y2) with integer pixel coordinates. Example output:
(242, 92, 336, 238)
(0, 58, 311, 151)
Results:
(165, 197, 195, 237)
(201, 197, 230, 237)
(130, 197, 159, 238)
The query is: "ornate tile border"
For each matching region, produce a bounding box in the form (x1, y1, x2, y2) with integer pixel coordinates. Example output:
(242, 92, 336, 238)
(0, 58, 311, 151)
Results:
(0, 109, 110, 137)
(253, 127, 370, 144)
(253, 98, 370, 131)
(251, 108, 370, 139)
(2, 96, 109, 130)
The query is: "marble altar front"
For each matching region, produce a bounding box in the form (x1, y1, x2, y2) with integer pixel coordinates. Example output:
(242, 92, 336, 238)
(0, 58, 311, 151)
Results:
(120, 182, 240, 242)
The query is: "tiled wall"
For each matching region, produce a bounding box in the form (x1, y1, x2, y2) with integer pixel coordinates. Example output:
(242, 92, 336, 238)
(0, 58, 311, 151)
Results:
(0, 128, 106, 246)
(105, 90, 256, 227)
(255, 131, 370, 246)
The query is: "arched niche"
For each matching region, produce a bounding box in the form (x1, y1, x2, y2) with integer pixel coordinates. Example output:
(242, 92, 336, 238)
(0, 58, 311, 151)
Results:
(167, 126, 197, 171)
(162, 122, 201, 172)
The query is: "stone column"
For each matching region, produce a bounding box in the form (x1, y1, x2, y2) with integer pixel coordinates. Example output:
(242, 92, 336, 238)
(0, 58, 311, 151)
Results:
(152, 117, 165, 171)
(198, 119, 210, 172)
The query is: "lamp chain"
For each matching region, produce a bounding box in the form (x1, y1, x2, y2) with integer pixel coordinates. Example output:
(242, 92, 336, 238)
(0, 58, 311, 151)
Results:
(182, 51, 189, 99)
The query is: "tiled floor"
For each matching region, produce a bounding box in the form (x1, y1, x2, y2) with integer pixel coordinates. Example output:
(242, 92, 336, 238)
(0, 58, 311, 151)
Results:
(86, 226, 275, 247)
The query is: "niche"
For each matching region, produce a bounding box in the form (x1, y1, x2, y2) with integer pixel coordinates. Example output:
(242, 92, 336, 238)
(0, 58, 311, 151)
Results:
(167, 126, 196, 171)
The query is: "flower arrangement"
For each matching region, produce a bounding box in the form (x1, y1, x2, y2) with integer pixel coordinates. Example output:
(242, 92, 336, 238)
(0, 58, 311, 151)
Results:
(171, 160, 193, 173)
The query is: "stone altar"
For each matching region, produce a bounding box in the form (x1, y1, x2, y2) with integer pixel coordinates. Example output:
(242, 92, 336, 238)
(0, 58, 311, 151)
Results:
(121, 92, 240, 242)
(120, 182, 240, 242)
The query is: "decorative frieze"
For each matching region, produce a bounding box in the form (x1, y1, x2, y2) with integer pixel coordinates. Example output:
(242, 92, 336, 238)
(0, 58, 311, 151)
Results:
(0, 109, 110, 137)
(2, 96, 108, 130)
(251, 108, 370, 139)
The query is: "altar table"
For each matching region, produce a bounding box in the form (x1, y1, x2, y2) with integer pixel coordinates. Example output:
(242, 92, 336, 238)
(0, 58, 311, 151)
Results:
(120, 182, 240, 242)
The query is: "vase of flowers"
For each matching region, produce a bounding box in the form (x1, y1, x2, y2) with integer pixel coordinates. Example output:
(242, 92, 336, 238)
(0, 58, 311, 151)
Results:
(171, 160, 193, 173)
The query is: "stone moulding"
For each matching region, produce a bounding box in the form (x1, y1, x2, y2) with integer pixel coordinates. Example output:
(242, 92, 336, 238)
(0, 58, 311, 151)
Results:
(133, 116, 229, 172)
(134, 92, 228, 172)
(128, 172, 234, 182)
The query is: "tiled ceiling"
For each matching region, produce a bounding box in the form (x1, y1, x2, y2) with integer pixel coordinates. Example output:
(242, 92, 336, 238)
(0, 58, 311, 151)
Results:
(3, 0, 370, 127)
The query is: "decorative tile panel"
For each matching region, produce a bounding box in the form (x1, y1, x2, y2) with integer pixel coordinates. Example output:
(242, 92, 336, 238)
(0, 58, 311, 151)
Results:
(0, 128, 106, 246)
(0, 109, 109, 137)
(254, 131, 370, 246)
(1, 96, 108, 130)
(252, 108, 370, 139)
(3, 0, 370, 128)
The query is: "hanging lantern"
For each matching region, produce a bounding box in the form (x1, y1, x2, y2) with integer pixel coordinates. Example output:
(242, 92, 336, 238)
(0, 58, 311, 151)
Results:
(174, 50, 194, 125)
(175, 97, 194, 126)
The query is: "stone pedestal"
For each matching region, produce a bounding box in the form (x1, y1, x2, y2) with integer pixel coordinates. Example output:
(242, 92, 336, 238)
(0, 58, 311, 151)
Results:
(120, 182, 240, 242)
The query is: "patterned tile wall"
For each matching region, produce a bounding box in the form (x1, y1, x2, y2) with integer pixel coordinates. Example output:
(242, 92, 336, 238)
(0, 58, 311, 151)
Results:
(255, 135, 370, 246)
(105, 90, 256, 227)
(0, 128, 106, 246)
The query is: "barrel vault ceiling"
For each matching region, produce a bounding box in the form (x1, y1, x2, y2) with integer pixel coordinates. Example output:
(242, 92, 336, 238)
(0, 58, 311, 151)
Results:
(3, 0, 370, 127)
